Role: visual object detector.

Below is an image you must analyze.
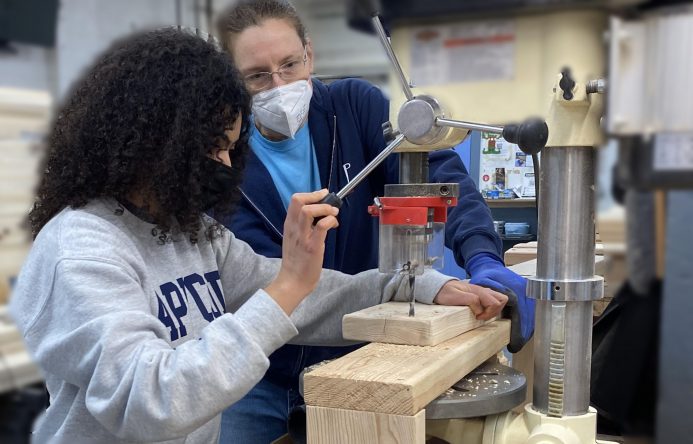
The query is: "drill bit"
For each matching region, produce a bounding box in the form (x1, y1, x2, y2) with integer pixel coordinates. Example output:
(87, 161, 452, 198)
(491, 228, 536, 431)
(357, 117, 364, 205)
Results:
(408, 270, 416, 317)
(401, 261, 418, 317)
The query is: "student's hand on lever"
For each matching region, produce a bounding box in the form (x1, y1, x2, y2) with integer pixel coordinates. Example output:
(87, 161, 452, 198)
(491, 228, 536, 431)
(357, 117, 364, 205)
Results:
(265, 189, 339, 315)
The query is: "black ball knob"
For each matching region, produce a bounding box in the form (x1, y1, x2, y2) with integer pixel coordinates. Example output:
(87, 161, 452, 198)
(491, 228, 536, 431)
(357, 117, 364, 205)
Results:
(559, 67, 576, 101)
(502, 118, 549, 156)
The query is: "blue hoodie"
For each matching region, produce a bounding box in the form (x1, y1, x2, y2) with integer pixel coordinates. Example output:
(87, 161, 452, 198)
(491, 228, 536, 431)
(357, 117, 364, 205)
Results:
(223, 77, 502, 389)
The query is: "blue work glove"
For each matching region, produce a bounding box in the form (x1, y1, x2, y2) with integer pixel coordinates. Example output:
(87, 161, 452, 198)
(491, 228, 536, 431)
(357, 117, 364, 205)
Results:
(466, 253, 535, 352)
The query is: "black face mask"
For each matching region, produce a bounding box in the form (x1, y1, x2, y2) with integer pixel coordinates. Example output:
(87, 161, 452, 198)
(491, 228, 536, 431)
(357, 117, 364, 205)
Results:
(200, 156, 236, 212)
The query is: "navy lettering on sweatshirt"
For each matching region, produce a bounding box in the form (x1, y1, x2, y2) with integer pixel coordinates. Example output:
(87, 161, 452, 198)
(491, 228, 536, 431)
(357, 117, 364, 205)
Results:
(155, 271, 225, 341)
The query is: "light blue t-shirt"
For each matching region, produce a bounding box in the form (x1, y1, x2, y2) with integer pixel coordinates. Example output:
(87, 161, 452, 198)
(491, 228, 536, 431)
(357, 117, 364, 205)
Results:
(250, 121, 322, 209)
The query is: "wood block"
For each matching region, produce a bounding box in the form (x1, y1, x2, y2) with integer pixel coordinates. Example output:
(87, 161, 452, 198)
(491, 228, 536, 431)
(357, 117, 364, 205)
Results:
(0, 351, 43, 393)
(507, 256, 606, 278)
(0, 325, 21, 344)
(0, 279, 9, 306)
(504, 247, 539, 266)
(307, 406, 425, 444)
(505, 242, 618, 266)
(304, 320, 510, 415)
(343, 302, 491, 346)
(0, 244, 31, 272)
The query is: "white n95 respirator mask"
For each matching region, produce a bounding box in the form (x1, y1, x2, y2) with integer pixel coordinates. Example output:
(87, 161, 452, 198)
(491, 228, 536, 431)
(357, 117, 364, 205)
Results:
(251, 80, 313, 139)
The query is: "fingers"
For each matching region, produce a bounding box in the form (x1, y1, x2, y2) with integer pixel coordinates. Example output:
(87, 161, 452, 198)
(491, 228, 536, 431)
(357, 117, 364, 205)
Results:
(286, 189, 329, 225)
(476, 288, 507, 321)
(298, 202, 339, 232)
(434, 281, 509, 321)
(283, 191, 340, 254)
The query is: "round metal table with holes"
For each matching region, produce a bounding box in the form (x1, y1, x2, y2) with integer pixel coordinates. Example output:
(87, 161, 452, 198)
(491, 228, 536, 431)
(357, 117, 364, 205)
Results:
(424, 360, 527, 419)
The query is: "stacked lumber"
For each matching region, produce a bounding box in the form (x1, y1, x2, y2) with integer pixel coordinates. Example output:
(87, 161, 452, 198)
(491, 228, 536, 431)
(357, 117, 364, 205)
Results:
(305, 291, 511, 443)
(0, 306, 43, 393)
(0, 87, 52, 304)
(597, 205, 626, 245)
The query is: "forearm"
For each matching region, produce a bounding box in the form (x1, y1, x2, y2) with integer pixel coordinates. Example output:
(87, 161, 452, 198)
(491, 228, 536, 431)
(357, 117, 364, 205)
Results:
(289, 268, 455, 346)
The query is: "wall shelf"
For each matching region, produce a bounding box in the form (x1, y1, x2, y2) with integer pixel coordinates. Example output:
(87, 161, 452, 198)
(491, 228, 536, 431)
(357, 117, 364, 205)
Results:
(485, 198, 536, 208)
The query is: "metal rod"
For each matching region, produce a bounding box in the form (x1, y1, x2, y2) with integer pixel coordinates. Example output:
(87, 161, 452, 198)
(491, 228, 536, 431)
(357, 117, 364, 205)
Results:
(435, 117, 503, 134)
(586, 78, 606, 94)
(371, 15, 414, 102)
(399, 152, 429, 184)
(336, 133, 405, 199)
(532, 146, 596, 417)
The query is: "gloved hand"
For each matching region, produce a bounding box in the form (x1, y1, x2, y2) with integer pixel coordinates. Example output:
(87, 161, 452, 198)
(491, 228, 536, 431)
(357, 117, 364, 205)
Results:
(466, 253, 535, 352)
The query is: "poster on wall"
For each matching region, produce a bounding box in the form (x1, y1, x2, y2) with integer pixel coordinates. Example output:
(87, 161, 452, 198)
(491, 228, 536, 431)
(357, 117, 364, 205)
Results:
(478, 132, 537, 199)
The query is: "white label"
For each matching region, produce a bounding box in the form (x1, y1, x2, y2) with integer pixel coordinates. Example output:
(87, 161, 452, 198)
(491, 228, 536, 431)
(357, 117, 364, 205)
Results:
(409, 19, 515, 87)
(654, 133, 693, 171)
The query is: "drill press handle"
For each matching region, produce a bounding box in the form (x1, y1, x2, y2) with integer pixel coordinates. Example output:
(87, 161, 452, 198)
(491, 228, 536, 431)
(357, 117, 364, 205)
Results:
(501, 117, 549, 156)
(312, 133, 406, 226)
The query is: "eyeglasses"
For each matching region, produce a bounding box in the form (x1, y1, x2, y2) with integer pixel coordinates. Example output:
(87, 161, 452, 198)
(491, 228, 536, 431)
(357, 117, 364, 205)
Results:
(243, 47, 308, 92)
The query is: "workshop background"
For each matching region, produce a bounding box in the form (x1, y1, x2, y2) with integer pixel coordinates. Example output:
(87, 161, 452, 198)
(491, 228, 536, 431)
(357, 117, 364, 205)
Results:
(0, 1, 690, 443)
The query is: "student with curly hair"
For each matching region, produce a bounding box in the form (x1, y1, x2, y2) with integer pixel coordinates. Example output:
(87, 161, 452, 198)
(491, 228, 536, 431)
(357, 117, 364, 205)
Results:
(9, 28, 503, 443)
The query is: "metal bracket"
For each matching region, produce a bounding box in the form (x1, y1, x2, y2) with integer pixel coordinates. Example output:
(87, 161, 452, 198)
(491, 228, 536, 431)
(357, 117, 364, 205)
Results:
(526, 276, 604, 302)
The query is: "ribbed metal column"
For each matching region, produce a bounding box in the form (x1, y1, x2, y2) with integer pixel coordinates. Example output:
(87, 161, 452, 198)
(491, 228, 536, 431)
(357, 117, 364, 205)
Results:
(529, 146, 602, 417)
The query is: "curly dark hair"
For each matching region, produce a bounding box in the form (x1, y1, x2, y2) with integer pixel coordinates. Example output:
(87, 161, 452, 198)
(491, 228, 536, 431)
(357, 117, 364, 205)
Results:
(29, 28, 252, 243)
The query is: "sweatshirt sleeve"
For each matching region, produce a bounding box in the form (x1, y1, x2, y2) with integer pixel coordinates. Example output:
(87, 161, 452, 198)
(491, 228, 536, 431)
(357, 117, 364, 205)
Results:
(20, 257, 297, 442)
(217, 233, 456, 347)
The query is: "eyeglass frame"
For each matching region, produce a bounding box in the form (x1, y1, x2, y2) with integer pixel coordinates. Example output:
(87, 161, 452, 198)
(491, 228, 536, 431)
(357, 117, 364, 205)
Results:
(243, 46, 309, 92)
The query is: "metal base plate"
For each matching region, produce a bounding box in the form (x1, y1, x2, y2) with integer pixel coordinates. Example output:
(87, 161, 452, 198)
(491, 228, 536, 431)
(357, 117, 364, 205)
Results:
(425, 361, 527, 419)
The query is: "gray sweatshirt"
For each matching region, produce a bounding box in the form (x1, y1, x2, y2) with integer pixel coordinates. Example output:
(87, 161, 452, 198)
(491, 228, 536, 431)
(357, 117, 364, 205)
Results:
(10, 199, 453, 443)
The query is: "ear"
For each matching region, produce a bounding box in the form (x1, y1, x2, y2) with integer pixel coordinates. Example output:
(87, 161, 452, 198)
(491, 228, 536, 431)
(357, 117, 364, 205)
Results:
(305, 38, 315, 74)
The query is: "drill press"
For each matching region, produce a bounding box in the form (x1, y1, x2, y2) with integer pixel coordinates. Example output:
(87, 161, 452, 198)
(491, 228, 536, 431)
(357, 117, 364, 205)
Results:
(319, 15, 547, 319)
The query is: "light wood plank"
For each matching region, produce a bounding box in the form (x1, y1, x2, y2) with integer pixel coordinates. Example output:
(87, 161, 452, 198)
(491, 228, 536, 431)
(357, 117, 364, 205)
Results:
(507, 256, 605, 278)
(0, 351, 43, 393)
(304, 320, 510, 415)
(343, 302, 491, 346)
(505, 242, 621, 266)
(307, 406, 425, 444)
(0, 325, 21, 344)
(0, 246, 31, 277)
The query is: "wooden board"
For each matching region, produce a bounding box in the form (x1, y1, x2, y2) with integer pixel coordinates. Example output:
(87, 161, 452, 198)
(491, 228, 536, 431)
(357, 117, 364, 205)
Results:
(307, 406, 425, 444)
(0, 350, 43, 393)
(304, 320, 510, 415)
(0, 245, 31, 277)
(507, 256, 606, 278)
(343, 302, 491, 346)
(504, 242, 623, 266)
(0, 311, 43, 393)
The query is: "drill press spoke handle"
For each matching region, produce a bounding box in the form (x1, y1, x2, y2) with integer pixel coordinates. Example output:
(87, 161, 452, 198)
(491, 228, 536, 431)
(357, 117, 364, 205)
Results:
(312, 134, 406, 225)
(371, 14, 414, 101)
(436, 116, 549, 155)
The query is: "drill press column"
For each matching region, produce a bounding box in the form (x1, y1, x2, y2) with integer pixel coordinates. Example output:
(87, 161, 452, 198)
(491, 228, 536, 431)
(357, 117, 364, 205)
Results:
(526, 70, 605, 420)
(532, 146, 596, 416)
